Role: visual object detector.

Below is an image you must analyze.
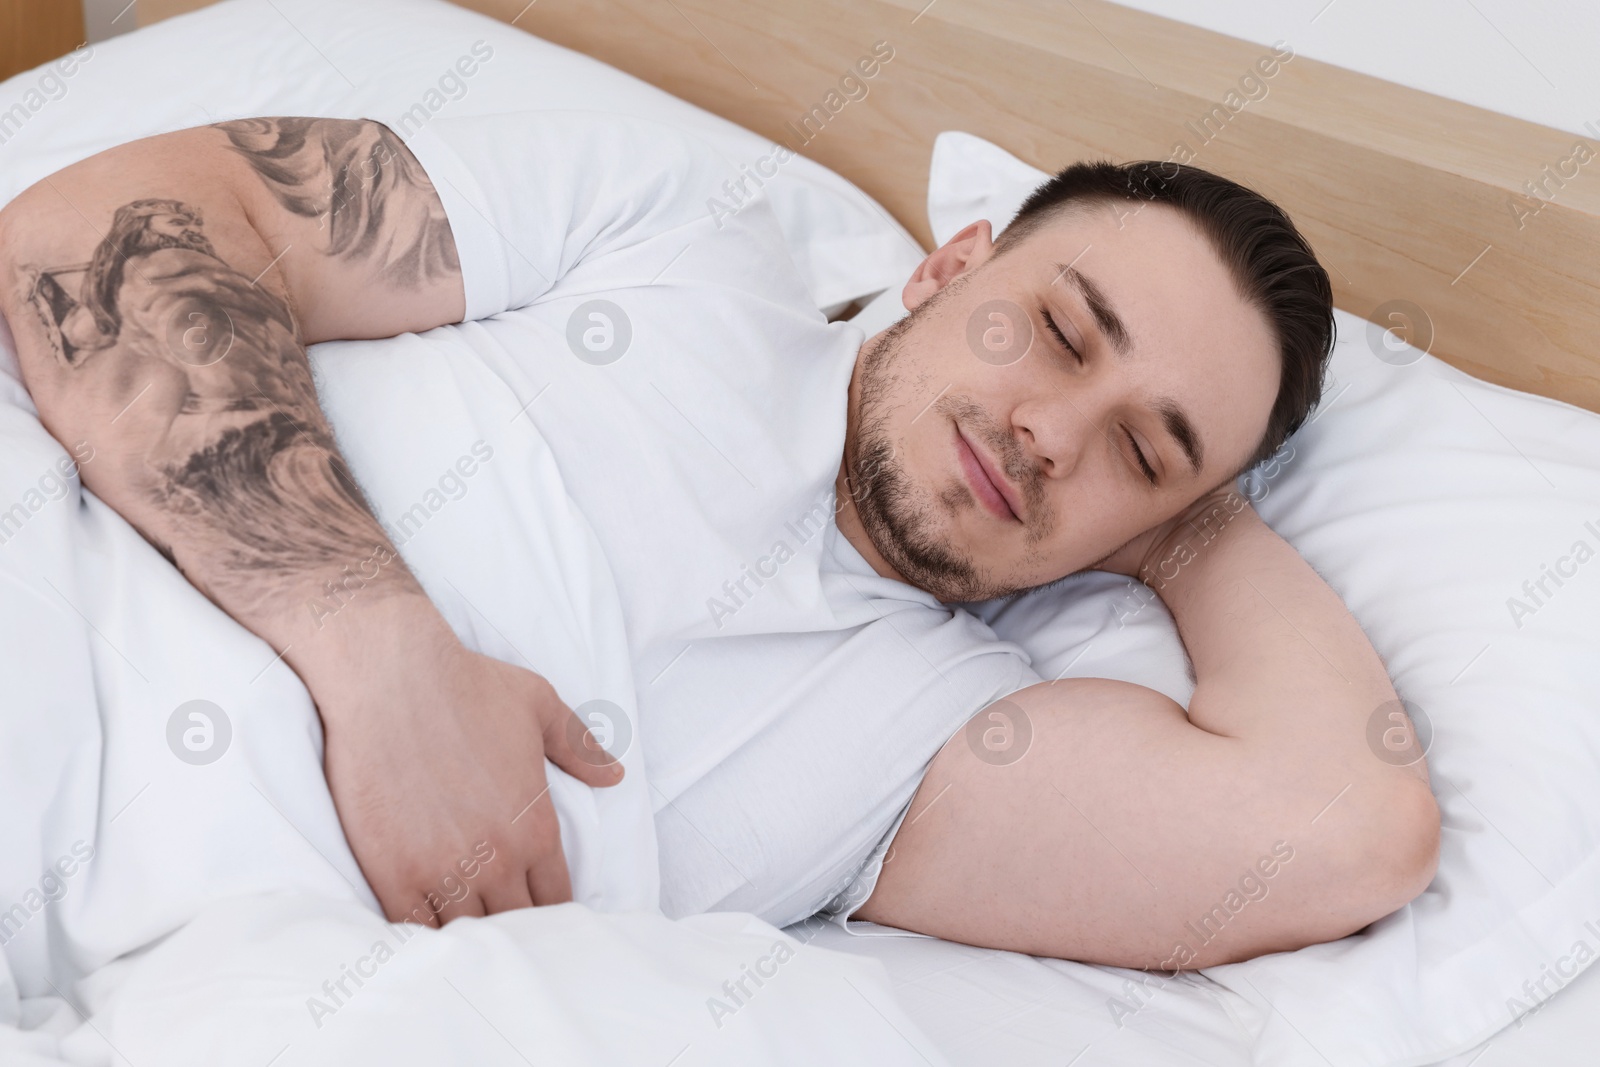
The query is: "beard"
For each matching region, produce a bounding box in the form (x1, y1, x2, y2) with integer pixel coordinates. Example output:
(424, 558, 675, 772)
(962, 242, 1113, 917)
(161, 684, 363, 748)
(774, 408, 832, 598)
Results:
(844, 275, 1053, 603)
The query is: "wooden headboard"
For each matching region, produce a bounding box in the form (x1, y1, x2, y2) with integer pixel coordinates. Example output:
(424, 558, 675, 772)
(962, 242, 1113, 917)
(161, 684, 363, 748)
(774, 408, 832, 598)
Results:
(142, 0, 1600, 414)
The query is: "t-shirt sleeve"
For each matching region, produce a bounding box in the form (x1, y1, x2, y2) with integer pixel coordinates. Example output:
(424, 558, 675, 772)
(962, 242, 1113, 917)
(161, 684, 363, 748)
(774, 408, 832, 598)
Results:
(400, 111, 732, 322)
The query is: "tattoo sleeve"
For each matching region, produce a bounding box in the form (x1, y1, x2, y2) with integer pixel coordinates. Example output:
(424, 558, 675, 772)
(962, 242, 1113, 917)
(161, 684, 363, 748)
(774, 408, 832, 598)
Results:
(215, 117, 458, 288)
(0, 118, 465, 654)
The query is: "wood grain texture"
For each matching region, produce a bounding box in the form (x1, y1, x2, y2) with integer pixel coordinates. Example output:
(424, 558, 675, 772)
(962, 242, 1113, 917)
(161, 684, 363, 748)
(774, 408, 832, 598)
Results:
(137, 0, 215, 26)
(0, 0, 87, 81)
(127, 0, 1600, 412)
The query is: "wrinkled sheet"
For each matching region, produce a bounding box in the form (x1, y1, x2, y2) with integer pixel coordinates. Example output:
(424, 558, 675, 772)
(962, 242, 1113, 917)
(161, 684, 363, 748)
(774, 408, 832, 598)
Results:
(0, 894, 945, 1066)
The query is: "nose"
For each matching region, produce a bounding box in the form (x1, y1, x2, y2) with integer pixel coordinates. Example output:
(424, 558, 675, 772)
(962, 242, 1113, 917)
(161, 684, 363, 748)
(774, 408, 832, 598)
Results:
(1013, 388, 1097, 479)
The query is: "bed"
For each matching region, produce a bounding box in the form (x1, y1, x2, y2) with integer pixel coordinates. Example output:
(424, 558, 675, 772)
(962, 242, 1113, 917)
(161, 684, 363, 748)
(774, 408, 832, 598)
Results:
(3, 0, 1598, 1063)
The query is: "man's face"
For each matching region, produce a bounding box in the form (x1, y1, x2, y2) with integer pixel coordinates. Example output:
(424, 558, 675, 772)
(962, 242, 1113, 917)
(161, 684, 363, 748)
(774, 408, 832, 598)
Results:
(841, 201, 1280, 602)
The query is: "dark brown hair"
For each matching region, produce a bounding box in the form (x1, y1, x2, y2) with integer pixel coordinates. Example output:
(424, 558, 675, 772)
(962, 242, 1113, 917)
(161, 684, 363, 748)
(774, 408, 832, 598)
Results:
(994, 159, 1335, 477)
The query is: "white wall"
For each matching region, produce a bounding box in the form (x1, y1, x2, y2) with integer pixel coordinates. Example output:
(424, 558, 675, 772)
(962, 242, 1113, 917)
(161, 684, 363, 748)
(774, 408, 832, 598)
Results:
(1112, 0, 1599, 137)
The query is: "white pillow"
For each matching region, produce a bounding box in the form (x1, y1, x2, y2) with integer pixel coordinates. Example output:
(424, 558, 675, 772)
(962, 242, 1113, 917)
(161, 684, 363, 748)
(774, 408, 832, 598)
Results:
(926, 130, 1045, 249)
(911, 131, 1600, 1067)
(0, 0, 924, 314)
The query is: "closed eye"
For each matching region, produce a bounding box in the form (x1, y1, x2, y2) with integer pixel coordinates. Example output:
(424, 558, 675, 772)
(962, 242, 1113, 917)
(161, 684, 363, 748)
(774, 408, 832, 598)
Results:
(1043, 304, 1154, 485)
(1042, 308, 1082, 365)
(1124, 427, 1158, 485)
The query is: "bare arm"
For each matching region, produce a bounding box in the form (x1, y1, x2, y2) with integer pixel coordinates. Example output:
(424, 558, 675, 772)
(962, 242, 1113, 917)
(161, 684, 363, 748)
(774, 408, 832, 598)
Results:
(859, 490, 1440, 968)
(0, 119, 620, 924)
(0, 118, 457, 638)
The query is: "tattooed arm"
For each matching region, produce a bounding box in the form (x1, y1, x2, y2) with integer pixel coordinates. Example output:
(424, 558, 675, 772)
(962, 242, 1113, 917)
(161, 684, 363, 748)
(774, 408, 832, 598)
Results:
(1, 119, 457, 612)
(0, 118, 622, 924)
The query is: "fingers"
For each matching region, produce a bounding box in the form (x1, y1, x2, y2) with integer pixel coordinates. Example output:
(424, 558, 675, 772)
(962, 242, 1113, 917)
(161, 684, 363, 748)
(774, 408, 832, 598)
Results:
(511, 774, 574, 906)
(381, 869, 545, 926)
(475, 871, 535, 915)
(377, 880, 447, 930)
(371, 846, 503, 928)
(527, 846, 574, 906)
(377, 884, 437, 928)
(542, 703, 626, 789)
(433, 886, 488, 925)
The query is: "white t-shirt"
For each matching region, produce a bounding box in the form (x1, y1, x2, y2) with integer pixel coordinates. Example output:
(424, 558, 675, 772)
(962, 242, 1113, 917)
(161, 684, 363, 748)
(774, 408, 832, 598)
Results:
(405, 112, 1038, 928)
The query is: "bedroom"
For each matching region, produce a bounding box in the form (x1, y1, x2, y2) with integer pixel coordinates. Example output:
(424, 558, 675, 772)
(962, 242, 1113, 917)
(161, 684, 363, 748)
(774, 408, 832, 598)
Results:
(1, 1, 1596, 1064)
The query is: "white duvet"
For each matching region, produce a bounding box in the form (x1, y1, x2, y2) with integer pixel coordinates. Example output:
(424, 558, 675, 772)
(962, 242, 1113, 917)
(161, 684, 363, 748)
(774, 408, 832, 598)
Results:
(6, 895, 939, 1065)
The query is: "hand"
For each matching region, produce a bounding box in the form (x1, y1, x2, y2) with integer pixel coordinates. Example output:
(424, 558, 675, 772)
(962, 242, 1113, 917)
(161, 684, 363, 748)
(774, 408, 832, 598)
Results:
(312, 602, 625, 925)
(1094, 485, 1255, 586)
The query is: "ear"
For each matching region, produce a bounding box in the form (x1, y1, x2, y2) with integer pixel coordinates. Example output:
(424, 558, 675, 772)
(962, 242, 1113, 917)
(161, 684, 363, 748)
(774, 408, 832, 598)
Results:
(902, 219, 995, 312)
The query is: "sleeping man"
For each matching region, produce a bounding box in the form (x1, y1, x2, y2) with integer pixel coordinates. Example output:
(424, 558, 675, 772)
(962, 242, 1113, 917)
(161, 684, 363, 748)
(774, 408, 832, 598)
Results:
(0, 112, 1439, 971)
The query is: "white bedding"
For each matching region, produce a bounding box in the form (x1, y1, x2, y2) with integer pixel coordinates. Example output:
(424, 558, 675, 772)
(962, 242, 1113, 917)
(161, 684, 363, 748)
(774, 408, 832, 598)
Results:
(798, 919, 1600, 1067)
(0, 891, 949, 1065)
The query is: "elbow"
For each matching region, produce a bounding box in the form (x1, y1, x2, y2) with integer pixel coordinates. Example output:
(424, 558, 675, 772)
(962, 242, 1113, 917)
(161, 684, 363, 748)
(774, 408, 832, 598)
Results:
(1329, 778, 1441, 934)
(1392, 780, 1443, 903)
(1370, 779, 1440, 909)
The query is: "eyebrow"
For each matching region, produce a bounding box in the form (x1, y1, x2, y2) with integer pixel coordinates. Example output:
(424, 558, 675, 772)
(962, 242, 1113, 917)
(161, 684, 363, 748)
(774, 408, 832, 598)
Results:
(1050, 263, 1205, 478)
(1154, 397, 1205, 477)
(1053, 264, 1131, 356)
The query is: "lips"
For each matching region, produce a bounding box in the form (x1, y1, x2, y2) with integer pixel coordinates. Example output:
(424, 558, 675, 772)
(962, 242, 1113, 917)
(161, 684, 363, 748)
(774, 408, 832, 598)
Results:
(954, 423, 1023, 523)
